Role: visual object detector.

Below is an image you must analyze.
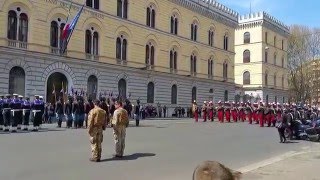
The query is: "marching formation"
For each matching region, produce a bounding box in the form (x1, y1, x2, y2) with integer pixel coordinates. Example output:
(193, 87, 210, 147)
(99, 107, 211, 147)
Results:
(0, 94, 44, 132)
(191, 100, 319, 127)
(0, 92, 131, 133)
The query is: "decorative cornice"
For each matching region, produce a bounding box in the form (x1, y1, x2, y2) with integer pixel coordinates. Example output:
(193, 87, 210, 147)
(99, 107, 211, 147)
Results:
(238, 11, 290, 37)
(169, 0, 239, 28)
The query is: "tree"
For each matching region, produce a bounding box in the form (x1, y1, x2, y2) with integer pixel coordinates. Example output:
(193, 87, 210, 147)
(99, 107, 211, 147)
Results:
(288, 25, 320, 103)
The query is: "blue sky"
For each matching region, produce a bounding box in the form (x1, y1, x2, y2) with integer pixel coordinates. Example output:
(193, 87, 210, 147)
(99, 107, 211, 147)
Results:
(218, 0, 319, 28)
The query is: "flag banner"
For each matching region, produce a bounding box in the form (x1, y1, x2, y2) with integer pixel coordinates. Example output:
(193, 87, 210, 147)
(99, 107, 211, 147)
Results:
(52, 83, 56, 94)
(60, 4, 84, 54)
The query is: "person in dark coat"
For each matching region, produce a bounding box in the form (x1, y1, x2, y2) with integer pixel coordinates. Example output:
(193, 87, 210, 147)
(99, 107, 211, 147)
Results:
(277, 111, 288, 143)
(134, 100, 141, 126)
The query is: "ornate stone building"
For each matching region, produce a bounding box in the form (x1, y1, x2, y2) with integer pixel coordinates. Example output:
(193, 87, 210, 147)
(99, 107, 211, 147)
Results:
(234, 12, 290, 104)
(0, 0, 238, 111)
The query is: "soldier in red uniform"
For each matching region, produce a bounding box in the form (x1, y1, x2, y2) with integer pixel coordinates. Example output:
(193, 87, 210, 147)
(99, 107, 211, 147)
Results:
(246, 102, 253, 124)
(252, 103, 258, 124)
(258, 102, 265, 127)
(217, 101, 224, 123)
(231, 102, 238, 122)
(270, 103, 277, 127)
(264, 103, 271, 127)
(202, 101, 208, 122)
(192, 100, 198, 122)
(276, 103, 283, 123)
(225, 102, 231, 123)
(208, 101, 214, 122)
(238, 103, 245, 122)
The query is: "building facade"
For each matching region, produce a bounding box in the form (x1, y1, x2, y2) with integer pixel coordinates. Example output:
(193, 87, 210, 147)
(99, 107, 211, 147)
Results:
(0, 0, 238, 111)
(234, 12, 290, 104)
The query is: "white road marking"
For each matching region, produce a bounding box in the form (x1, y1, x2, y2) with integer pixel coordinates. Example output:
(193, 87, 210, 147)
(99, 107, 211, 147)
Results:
(237, 144, 320, 174)
(237, 150, 300, 173)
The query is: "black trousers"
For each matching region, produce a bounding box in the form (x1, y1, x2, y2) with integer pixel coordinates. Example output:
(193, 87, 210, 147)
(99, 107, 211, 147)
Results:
(23, 111, 30, 126)
(3, 110, 11, 127)
(278, 127, 286, 142)
(33, 112, 42, 127)
(0, 111, 3, 126)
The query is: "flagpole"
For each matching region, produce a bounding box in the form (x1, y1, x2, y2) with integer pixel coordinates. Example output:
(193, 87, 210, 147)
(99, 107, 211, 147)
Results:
(53, 83, 56, 105)
(61, 3, 85, 54)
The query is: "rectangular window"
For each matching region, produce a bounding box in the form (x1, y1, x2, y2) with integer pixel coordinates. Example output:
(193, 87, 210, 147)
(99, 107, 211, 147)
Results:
(265, 32, 268, 44)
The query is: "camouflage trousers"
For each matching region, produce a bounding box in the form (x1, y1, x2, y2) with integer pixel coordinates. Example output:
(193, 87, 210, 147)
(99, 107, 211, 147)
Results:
(113, 125, 126, 156)
(90, 128, 103, 160)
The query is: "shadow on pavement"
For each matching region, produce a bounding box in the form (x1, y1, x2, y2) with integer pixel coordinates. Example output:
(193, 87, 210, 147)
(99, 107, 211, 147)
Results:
(0, 128, 66, 134)
(101, 153, 156, 162)
(284, 141, 299, 144)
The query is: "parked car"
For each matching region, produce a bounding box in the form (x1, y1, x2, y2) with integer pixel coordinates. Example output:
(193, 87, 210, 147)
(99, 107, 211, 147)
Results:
(285, 120, 310, 140)
(305, 119, 320, 141)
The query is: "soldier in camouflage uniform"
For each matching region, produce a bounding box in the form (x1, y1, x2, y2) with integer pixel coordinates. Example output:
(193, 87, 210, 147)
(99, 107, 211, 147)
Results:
(87, 99, 107, 162)
(112, 100, 129, 158)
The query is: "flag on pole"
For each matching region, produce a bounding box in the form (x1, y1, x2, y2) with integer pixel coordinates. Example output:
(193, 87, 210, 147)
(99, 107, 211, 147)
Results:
(60, 4, 84, 54)
(61, 82, 65, 94)
(52, 84, 56, 94)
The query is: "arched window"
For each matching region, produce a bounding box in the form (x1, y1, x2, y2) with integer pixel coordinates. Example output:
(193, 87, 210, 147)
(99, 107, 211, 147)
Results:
(224, 90, 228, 101)
(281, 56, 285, 67)
(7, 9, 29, 45)
(243, 71, 250, 85)
(118, 78, 127, 100)
(85, 28, 99, 57)
(265, 51, 268, 63)
(192, 87, 197, 102)
(50, 18, 65, 52)
(9, 66, 25, 96)
(145, 42, 155, 68)
(208, 28, 214, 46)
(86, 0, 99, 9)
(274, 36, 276, 47)
(146, 5, 156, 28)
(223, 61, 228, 80)
(191, 21, 198, 41)
(7, 10, 17, 40)
(116, 35, 127, 61)
(208, 57, 213, 78)
(243, 50, 250, 63)
(170, 15, 178, 35)
(50, 21, 58, 48)
(117, 0, 128, 19)
(169, 48, 177, 72)
(190, 53, 197, 75)
(19, 13, 28, 42)
(244, 32, 250, 44)
(224, 33, 229, 50)
(87, 75, 98, 100)
(171, 85, 177, 104)
(274, 53, 277, 65)
(282, 40, 284, 50)
(274, 73, 277, 87)
(147, 82, 155, 103)
(265, 72, 268, 86)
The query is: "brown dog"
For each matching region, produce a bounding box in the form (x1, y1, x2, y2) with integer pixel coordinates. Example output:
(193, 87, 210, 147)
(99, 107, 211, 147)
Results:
(192, 161, 242, 180)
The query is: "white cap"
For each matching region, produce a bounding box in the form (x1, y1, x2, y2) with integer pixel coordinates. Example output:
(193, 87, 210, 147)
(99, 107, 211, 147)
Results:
(39, 96, 43, 99)
(13, 93, 18, 96)
(18, 95, 23, 98)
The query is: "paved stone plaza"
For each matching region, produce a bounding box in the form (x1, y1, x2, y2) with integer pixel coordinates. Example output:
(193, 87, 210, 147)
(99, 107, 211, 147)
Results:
(0, 119, 315, 180)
